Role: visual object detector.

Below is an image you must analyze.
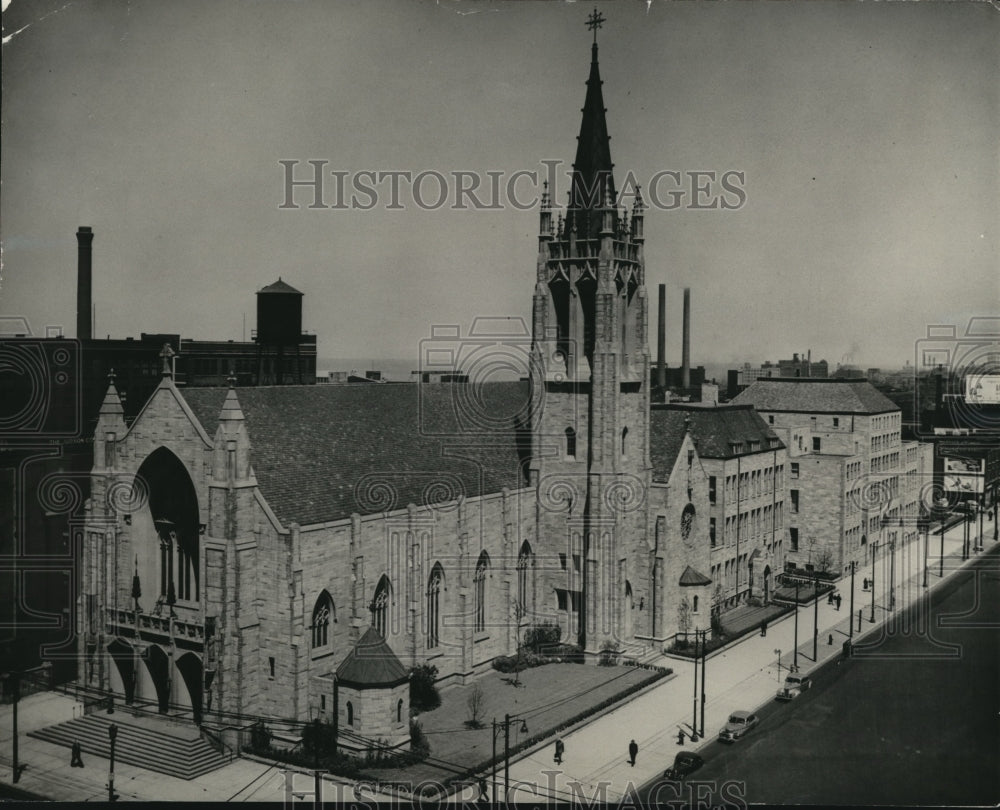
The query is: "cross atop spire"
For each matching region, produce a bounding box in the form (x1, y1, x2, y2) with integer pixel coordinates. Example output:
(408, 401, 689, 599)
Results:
(586, 8, 605, 45)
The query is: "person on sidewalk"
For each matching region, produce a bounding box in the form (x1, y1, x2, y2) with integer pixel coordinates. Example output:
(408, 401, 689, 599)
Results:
(554, 738, 564, 765)
(477, 777, 488, 803)
(836, 594, 842, 610)
(628, 739, 639, 766)
(760, 621, 767, 637)
(70, 740, 84, 767)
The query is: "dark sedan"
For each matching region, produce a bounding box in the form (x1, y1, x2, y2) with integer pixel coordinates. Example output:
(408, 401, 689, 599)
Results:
(663, 751, 705, 780)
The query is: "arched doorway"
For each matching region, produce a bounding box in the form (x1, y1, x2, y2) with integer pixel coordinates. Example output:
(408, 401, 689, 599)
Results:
(142, 644, 171, 713)
(175, 652, 203, 724)
(108, 639, 136, 704)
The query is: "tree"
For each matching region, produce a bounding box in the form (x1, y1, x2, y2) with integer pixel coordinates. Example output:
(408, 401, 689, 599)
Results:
(465, 682, 486, 729)
(410, 663, 441, 712)
(815, 548, 835, 575)
(677, 597, 692, 640)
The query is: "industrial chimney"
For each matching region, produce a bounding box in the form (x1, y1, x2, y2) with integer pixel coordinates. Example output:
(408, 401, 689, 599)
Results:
(657, 284, 667, 389)
(682, 287, 691, 389)
(76, 227, 94, 341)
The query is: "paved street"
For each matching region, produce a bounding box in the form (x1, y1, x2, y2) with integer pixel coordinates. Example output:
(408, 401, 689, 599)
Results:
(637, 545, 1000, 806)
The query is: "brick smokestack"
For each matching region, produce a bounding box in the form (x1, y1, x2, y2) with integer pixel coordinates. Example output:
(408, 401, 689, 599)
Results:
(76, 226, 94, 341)
(657, 284, 666, 389)
(682, 287, 691, 389)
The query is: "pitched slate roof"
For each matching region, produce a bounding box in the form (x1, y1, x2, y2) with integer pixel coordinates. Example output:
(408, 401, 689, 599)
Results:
(732, 378, 899, 415)
(649, 410, 689, 484)
(679, 565, 712, 586)
(181, 382, 531, 527)
(335, 627, 409, 688)
(651, 405, 783, 464)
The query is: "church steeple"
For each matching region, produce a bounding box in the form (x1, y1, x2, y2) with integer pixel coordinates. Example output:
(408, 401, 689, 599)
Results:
(566, 11, 616, 241)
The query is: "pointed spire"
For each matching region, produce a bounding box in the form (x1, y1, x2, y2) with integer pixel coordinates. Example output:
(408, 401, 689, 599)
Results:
(566, 12, 616, 241)
(219, 384, 245, 423)
(99, 370, 125, 418)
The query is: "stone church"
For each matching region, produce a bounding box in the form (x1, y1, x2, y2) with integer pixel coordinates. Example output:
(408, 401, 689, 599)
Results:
(78, 29, 786, 746)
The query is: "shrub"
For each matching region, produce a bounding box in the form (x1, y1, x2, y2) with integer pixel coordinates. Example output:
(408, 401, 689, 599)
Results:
(523, 622, 562, 653)
(249, 720, 271, 752)
(492, 655, 517, 673)
(710, 613, 724, 639)
(301, 718, 338, 760)
(410, 663, 441, 712)
(409, 719, 429, 755)
(598, 639, 619, 666)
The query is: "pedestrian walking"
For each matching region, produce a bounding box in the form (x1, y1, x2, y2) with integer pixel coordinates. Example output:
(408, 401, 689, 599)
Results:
(836, 594, 842, 610)
(70, 740, 84, 767)
(760, 621, 767, 637)
(628, 739, 638, 766)
(477, 777, 488, 804)
(554, 738, 564, 765)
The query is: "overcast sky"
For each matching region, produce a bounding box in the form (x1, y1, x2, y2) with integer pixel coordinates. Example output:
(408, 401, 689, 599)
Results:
(2, 0, 997, 372)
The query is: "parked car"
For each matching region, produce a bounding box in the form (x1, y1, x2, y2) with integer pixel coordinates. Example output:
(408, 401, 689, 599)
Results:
(775, 673, 812, 701)
(663, 751, 704, 781)
(718, 710, 759, 742)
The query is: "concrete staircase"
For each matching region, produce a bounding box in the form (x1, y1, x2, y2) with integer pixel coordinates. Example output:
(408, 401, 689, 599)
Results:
(28, 713, 231, 780)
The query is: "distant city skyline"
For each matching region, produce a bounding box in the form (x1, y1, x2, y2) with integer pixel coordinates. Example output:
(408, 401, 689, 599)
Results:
(2, 0, 996, 374)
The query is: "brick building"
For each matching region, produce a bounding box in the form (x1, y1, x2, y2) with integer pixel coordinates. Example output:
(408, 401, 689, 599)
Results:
(733, 378, 933, 578)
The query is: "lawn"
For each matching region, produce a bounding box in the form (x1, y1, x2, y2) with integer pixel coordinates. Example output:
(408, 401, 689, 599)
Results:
(361, 662, 668, 791)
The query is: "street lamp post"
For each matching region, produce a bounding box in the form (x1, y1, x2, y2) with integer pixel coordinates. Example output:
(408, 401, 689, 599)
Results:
(889, 535, 896, 613)
(108, 722, 119, 802)
(774, 648, 782, 680)
(939, 520, 945, 578)
(690, 632, 699, 742)
(699, 629, 706, 739)
(920, 515, 929, 588)
(491, 713, 528, 804)
(4, 670, 23, 783)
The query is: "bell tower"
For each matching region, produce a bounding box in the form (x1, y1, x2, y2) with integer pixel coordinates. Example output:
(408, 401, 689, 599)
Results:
(531, 11, 651, 654)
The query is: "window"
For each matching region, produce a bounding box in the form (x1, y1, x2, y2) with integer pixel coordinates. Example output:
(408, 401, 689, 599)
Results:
(812, 437, 821, 452)
(790, 527, 799, 552)
(693, 595, 699, 613)
(621, 427, 629, 456)
(768, 415, 774, 424)
(346, 701, 354, 726)
(268, 656, 275, 679)
(556, 589, 568, 611)
(833, 417, 839, 428)
(790, 490, 799, 513)
(397, 699, 404, 724)
(311, 591, 334, 649)
(321, 695, 326, 711)
(565, 427, 577, 458)
(790, 462, 799, 479)
(708, 476, 717, 504)
(559, 553, 567, 570)
(371, 575, 391, 638)
(474, 552, 489, 633)
(710, 517, 717, 547)
(517, 542, 533, 611)
(427, 564, 444, 649)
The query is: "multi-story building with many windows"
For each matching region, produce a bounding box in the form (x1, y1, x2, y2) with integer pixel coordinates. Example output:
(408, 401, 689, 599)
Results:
(733, 378, 933, 578)
(651, 404, 787, 611)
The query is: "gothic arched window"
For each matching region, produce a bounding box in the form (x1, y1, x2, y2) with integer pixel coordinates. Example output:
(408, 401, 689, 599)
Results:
(311, 591, 334, 649)
(427, 564, 444, 649)
(621, 426, 629, 456)
(346, 701, 354, 727)
(565, 427, 577, 459)
(371, 576, 391, 638)
(474, 552, 490, 633)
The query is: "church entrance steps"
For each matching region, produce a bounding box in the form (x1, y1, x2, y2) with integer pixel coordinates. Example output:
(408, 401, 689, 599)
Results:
(27, 712, 231, 780)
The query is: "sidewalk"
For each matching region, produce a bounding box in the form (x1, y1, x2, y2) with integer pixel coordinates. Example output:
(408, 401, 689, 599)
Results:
(454, 519, 993, 804)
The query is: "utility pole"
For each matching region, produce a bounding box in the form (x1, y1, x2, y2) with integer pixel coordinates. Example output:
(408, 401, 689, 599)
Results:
(939, 525, 945, 578)
(889, 536, 896, 612)
(491, 718, 497, 806)
(699, 629, 706, 738)
(921, 516, 929, 588)
(691, 634, 699, 742)
(6, 670, 22, 783)
(504, 713, 511, 800)
(849, 561, 856, 640)
(813, 573, 819, 660)
(793, 579, 800, 671)
(870, 541, 878, 623)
